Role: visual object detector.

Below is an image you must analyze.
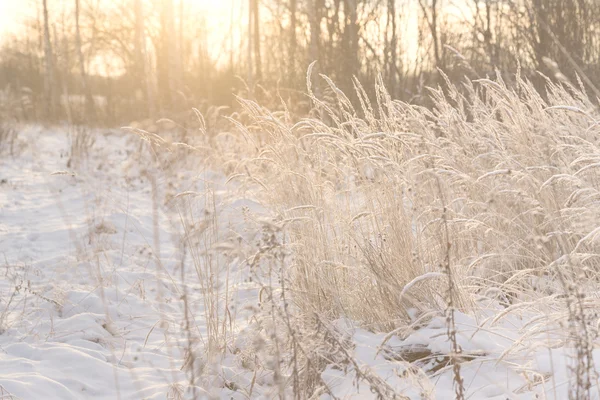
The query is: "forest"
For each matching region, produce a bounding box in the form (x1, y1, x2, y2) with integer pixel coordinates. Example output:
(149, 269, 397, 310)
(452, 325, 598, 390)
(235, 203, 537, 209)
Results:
(1, 0, 598, 123)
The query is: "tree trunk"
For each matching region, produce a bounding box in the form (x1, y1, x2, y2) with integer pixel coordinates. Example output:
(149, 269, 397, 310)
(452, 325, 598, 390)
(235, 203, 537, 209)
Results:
(431, 0, 440, 67)
(157, 0, 180, 110)
(42, 0, 56, 119)
(75, 0, 95, 122)
(347, 0, 359, 76)
(418, 0, 441, 68)
(387, 0, 398, 96)
(252, 0, 262, 81)
(230, 0, 235, 71)
(134, 0, 156, 117)
(307, 0, 322, 99)
(341, 0, 358, 94)
(60, 17, 72, 123)
(179, 0, 184, 84)
(247, 0, 253, 89)
(165, 0, 181, 108)
(289, 0, 297, 87)
(308, 0, 320, 64)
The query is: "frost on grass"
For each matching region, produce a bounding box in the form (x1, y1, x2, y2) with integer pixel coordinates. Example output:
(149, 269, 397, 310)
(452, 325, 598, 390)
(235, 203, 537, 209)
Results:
(2, 74, 600, 399)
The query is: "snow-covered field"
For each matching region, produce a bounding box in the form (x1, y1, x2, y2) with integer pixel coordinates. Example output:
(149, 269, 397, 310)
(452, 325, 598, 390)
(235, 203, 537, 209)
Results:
(0, 126, 270, 399)
(1, 124, 600, 399)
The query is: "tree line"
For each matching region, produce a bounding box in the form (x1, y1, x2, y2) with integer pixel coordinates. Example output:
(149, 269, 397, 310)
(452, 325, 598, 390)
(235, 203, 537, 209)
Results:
(0, 0, 598, 124)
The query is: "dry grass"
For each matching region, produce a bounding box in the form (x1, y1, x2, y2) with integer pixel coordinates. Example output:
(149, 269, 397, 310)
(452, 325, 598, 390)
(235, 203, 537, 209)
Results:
(136, 69, 600, 397)
(208, 70, 600, 397)
(0, 122, 17, 156)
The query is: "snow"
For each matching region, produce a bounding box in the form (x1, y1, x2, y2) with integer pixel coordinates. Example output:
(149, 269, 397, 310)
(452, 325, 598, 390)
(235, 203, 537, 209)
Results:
(317, 305, 600, 400)
(1, 125, 599, 399)
(0, 126, 267, 399)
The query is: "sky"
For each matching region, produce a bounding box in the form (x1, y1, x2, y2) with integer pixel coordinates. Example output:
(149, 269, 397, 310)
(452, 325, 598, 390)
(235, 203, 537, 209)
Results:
(0, 1, 28, 39)
(0, 0, 230, 39)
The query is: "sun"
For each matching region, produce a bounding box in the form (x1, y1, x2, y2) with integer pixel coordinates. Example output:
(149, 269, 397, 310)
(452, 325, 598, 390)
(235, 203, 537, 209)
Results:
(0, 2, 29, 38)
(183, 0, 237, 33)
(186, 0, 232, 13)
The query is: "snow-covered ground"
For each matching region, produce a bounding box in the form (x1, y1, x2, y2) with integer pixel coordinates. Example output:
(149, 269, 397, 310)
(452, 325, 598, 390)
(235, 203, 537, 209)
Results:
(1, 126, 600, 399)
(0, 126, 269, 399)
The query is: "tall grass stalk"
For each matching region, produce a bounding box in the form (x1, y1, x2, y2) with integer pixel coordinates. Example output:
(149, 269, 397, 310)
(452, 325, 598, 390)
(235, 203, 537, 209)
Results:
(216, 70, 600, 396)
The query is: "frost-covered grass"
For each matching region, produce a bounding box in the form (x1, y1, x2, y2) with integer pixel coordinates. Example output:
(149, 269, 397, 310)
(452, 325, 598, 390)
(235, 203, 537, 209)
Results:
(0, 125, 273, 399)
(2, 72, 600, 399)
(216, 71, 600, 399)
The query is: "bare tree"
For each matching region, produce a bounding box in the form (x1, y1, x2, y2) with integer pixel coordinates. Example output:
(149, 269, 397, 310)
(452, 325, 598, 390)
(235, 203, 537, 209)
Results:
(289, 0, 297, 86)
(42, 0, 57, 119)
(418, 0, 442, 68)
(7, 0, 600, 124)
(252, 0, 262, 81)
(134, 0, 156, 117)
(308, 0, 320, 64)
(386, 0, 398, 96)
(75, 0, 95, 121)
(247, 0, 253, 88)
(165, 0, 181, 107)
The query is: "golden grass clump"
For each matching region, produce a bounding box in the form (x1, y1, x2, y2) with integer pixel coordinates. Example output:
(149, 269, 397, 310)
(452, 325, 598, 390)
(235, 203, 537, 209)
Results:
(224, 69, 600, 336)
